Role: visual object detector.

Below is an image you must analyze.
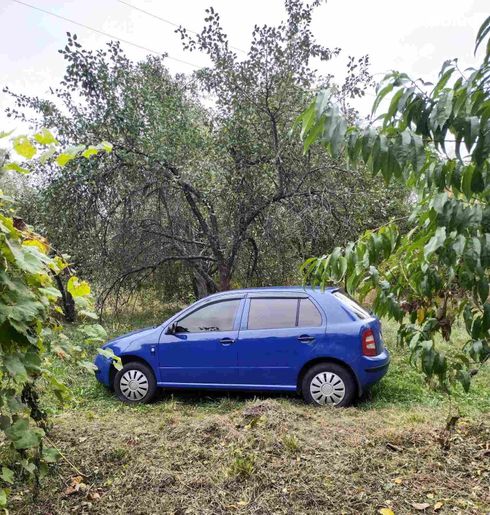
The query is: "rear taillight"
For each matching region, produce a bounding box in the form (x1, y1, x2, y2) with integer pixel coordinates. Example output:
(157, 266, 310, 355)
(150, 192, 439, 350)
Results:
(362, 328, 377, 356)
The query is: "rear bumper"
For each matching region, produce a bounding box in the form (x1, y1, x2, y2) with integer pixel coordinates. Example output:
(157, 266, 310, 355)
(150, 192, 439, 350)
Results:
(357, 348, 391, 390)
(94, 353, 112, 387)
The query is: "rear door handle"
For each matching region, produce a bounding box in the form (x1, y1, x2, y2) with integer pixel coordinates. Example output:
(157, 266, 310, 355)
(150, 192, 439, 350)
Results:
(220, 337, 235, 346)
(297, 335, 315, 343)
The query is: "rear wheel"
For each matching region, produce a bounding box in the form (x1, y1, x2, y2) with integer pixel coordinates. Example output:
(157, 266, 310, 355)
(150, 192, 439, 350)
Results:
(114, 362, 157, 404)
(301, 363, 356, 407)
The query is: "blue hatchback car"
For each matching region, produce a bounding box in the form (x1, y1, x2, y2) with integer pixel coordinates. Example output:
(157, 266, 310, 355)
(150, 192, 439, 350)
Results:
(94, 287, 390, 407)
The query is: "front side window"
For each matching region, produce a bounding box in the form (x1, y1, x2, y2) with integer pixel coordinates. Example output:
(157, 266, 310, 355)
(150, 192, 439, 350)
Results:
(248, 298, 298, 330)
(176, 299, 240, 333)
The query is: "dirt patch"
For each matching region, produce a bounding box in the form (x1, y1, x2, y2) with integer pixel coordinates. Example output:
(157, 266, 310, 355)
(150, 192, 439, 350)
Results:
(10, 400, 490, 514)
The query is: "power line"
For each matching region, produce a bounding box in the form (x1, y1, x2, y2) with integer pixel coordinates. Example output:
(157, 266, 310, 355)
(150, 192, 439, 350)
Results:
(11, 0, 203, 69)
(118, 0, 247, 55)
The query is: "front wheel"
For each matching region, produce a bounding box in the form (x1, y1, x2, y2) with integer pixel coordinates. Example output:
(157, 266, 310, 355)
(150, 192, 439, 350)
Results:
(301, 363, 356, 407)
(114, 362, 157, 404)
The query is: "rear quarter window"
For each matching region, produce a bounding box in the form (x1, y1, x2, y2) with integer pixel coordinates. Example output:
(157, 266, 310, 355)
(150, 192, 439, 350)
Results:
(332, 291, 371, 320)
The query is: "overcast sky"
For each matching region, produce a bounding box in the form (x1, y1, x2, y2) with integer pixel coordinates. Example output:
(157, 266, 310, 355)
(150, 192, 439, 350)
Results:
(0, 0, 488, 128)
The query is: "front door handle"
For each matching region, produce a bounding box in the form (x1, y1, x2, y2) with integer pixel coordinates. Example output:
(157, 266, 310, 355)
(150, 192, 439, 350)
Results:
(220, 337, 235, 346)
(297, 335, 315, 343)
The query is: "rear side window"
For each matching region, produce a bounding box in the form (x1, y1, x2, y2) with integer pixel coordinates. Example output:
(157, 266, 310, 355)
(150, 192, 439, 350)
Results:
(176, 299, 240, 333)
(298, 298, 322, 327)
(247, 297, 323, 330)
(333, 291, 370, 319)
(248, 298, 297, 330)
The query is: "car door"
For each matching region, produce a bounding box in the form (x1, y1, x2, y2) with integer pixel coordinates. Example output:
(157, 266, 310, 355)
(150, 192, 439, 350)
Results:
(235, 295, 326, 387)
(158, 297, 244, 385)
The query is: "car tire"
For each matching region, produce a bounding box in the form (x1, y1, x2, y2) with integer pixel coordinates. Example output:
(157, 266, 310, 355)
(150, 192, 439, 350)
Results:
(301, 362, 356, 407)
(114, 362, 157, 404)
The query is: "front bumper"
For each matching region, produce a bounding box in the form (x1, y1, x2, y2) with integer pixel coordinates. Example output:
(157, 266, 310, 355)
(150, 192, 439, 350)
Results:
(94, 353, 112, 387)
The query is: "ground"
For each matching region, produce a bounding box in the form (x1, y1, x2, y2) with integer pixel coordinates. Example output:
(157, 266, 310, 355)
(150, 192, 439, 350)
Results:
(8, 309, 490, 514)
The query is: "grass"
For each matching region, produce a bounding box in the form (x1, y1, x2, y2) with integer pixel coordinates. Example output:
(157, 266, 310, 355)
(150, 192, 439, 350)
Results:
(9, 307, 490, 514)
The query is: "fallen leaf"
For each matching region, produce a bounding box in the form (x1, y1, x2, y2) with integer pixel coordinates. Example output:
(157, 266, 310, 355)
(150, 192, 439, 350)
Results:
(393, 478, 402, 485)
(434, 501, 443, 511)
(65, 476, 85, 496)
(412, 502, 431, 510)
(378, 509, 395, 515)
(87, 490, 101, 501)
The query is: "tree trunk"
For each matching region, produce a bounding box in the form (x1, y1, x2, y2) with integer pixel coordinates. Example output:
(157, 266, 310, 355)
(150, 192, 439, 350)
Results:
(54, 274, 76, 322)
(218, 262, 231, 291)
(192, 273, 210, 300)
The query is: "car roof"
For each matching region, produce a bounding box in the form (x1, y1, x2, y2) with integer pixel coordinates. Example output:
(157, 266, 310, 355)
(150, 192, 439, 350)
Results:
(204, 286, 338, 300)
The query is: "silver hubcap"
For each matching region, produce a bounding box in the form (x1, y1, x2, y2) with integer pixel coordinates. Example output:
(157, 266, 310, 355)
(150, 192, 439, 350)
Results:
(120, 370, 149, 401)
(310, 372, 346, 405)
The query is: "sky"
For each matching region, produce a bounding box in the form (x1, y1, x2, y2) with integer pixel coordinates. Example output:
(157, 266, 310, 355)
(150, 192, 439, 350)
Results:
(0, 0, 488, 129)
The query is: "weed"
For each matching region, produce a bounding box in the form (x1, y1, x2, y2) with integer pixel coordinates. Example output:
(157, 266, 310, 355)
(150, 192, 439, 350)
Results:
(282, 434, 300, 452)
(228, 450, 255, 478)
(107, 447, 127, 463)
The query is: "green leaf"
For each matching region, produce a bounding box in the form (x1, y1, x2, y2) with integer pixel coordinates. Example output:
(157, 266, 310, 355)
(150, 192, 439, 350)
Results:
(372, 83, 393, 115)
(79, 360, 98, 372)
(330, 117, 347, 157)
(98, 347, 122, 370)
(12, 135, 36, 159)
(461, 164, 475, 198)
(55, 153, 75, 167)
(456, 369, 471, 392)
(42, 446, 61, 463)
(4, 355, 27, 379)
(33, 128, 58, 145)
(478, 276, 489, 303)
(432, 66, 455, 97)
(3, 162, 30, 174)
(483, 303, 490, 332)
(384, 89, 403, 125)
(39, 286, 62, 298)
(0, 467, 14, 485)
(0, 488, 6, 508)
(424, 227, 446, 258)
(6, 239, 48, 274)
(21, 459, 36, 474)
(452, 234, 466, 257)
(79, 323, 107, 344)
(82, 145, 99, 159)
(429, 89, 453, 130)
(5, 418, 43, 450)
(464, 117, 480, 152)
(474, 15, 490, 56)
(66, 276, 91, 297)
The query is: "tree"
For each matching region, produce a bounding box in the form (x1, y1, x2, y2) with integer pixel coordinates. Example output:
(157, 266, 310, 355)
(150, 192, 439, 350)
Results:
(0, 130, 115, 507)
(5, 1, 406, 306)
(297, 17, 490, 391)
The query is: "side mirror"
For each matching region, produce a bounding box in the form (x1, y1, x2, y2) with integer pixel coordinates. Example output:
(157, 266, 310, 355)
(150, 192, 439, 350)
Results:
(166, 322, 177, 335)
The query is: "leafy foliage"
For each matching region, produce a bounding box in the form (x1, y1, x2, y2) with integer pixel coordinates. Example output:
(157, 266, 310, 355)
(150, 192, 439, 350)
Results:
(0, 130, 115, 506)
(5, 1, 406, 307)
(298, 17, 490, 391)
